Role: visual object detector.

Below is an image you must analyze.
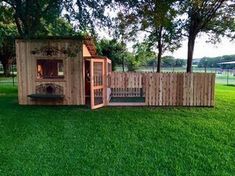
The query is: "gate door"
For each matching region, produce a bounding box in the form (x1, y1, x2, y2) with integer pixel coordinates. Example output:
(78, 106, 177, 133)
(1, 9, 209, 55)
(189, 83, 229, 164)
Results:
(90, 59, 105, 109)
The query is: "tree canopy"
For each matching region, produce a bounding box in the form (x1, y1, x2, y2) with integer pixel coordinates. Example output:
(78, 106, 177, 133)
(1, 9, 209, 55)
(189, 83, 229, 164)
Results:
(0, 1, 82, 76)
(2, 0, 63, 38)
(1, 0, 113, 38)
(64, 0, 113, 34)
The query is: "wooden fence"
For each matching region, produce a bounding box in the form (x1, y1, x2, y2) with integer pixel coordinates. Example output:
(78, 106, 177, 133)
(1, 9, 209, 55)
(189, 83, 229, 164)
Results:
(109, 72, 144, 97)
(108, 72, 215, 107)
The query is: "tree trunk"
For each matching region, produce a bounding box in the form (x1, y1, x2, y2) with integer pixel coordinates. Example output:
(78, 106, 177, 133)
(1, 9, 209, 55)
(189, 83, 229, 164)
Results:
(2, 60, 11, 77)
(157, 50, 162, 73)
(186, 34, 196, 73)
(14, 15, 24, 37)
(157, 26, 163, 73)
(122, 57, 125, 72)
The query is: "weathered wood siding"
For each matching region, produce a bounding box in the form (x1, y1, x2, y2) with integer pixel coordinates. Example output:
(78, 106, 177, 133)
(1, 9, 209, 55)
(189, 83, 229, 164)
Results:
(108, 72, 215, 107)
(16, 39, 85, 105)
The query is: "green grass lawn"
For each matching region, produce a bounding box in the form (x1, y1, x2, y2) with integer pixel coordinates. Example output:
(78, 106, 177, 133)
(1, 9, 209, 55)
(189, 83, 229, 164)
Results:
(0, 85, 235, 175)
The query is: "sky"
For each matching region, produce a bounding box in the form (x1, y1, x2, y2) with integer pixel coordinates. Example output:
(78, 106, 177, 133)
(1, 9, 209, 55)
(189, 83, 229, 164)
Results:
(170, 35, 235, 59)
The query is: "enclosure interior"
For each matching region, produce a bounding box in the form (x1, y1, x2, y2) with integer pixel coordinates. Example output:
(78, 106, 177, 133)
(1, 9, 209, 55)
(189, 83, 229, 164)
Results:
(108, 72, 146, 105)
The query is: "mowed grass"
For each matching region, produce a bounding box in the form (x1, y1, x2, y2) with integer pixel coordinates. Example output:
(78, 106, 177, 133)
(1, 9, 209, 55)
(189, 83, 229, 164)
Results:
(0, 85, 235, 175)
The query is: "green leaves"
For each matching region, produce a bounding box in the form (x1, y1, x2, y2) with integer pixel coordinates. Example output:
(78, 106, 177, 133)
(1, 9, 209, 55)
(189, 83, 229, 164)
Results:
(0, 5, 18, 44)
(132, 41, 156, 67)
(42, 18, 79, 37)
(2, 0, 63, 38)
(0, 5, 17, 71)
(63, 0, 113, 34)
(96, 39, 128, 70)
(97, 39, 156, 71)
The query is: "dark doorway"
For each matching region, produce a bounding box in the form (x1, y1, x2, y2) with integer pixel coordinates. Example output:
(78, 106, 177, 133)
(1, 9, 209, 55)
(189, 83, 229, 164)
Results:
(85, 60, 91, 105)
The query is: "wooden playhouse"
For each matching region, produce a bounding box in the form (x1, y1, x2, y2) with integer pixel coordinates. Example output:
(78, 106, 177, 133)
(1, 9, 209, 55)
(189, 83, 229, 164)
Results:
(16, 37, 111, 109)
(16, 37, 215, 109)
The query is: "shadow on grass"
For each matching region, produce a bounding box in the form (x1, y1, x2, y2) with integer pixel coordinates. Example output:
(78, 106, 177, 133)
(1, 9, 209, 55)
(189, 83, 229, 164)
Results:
(225, 84, 235, 87)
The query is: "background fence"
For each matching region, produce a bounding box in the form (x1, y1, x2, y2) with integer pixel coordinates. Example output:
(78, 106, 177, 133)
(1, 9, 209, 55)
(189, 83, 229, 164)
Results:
(0, 76, 17, 86)
(0, 64, 234, 87)
(0, 64, 17, 86)
(115, 66, 235, 85)
(108, 72, 215, 107)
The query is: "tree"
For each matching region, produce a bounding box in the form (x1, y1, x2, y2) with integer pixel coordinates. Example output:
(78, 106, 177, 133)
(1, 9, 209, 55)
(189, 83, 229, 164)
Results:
(96, 39, 128, 71)
(128, 41, 155, 71)
(64, 0, 113, 34)
(2, 0, 63, 38)
(0, 2, 80, 76)
(97, 39, 156, 72)
(0, 4, 18, 76)
(125, 52, 138, 71)
(0, 36, 16, 77)
(2, 0, 114, 38)
(133, 42, 156, 66)
(115, 0, 182, 72)
(41, 17, 80, 36)
(198, 55, 235, 69)
(161, 56, 176, 67)
(182, 0, 235, 72)
(175, 58, 186, 67)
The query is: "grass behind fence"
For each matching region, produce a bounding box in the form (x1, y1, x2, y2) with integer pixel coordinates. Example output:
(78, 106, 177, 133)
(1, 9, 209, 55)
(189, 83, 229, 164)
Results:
(0, 76, 18, 86)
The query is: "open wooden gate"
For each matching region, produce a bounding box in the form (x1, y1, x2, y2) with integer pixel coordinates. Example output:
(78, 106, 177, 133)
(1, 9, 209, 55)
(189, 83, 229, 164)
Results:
(90, 59, 105, 109)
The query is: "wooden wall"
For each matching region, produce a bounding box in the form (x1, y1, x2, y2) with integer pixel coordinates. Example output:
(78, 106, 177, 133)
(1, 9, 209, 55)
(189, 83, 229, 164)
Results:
(108, 72, 215, 107)
(16, 39, 85, 105)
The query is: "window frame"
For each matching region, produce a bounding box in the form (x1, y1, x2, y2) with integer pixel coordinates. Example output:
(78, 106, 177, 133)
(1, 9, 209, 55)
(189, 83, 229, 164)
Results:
(35, 58, 65, 81)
